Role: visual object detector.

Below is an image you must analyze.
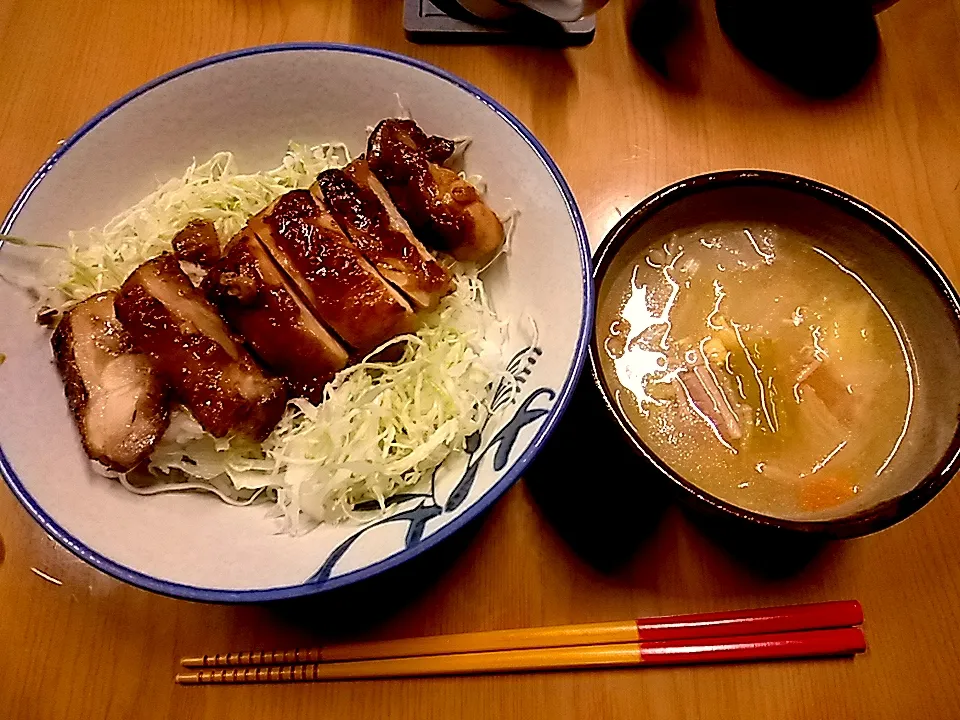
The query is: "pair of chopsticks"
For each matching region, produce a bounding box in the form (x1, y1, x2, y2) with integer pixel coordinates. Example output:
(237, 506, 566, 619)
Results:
(175, 600, 865, 685)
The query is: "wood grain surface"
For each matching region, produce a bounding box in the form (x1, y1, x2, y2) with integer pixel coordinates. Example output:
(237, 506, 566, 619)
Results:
(1, 1, 959, 718)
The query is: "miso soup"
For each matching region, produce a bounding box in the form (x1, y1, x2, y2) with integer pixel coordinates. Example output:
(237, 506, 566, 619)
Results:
(597, 223, 914, 518)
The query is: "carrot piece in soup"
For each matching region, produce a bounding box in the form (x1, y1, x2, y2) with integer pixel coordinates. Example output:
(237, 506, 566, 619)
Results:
(799, 472, 858, 512)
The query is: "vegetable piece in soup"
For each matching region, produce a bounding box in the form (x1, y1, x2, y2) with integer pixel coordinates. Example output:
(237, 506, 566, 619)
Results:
(596, 224, 913, 518)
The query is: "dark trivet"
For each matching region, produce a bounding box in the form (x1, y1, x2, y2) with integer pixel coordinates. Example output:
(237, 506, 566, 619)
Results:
(404, 0, 596, 45)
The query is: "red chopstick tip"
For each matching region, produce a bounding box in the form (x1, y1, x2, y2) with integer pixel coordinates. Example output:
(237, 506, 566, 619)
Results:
(849, 600, 864, 624)
(834, 599, 864, 625)
(635, 600, 865, 642)
(639, 628, 866, 666)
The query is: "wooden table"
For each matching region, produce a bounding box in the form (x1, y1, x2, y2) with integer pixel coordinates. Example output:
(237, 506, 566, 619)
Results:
(2, 1, 959, 717)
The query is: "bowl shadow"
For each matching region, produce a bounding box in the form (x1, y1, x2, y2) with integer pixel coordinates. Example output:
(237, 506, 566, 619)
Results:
(261, 512, 487, 642)
(714, 0, 880, 98)
(524, 372, 836, 583)
(627, 0, 706, 92)
(627, 0, 882, 99)
(523, 374, 672, 573)
(680, 505, 834, 580)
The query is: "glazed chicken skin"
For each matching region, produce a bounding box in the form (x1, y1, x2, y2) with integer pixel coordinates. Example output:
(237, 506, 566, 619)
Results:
(314, 159, 453, 310)
(249, 189, 415, 356)
(114, 253, 286, 441)
(203, 231, 349, 403)
(49, 117, 509, 475)
(366, 119, 504, 265)
(172, 219, 221, 268)
(52, 291, 170, 471)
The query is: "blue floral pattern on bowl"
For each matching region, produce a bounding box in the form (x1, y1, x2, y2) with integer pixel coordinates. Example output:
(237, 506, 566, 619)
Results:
(310, 345, 552, 583)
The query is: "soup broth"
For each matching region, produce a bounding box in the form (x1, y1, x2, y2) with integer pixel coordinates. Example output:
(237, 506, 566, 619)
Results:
(597, 223, 914, 518)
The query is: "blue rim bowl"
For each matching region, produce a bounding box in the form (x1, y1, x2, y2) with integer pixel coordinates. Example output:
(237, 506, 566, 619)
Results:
(0, 43, 594, 602)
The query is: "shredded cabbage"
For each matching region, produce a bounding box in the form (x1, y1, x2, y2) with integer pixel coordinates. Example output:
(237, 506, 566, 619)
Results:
(148, 274, 507, 529)
(42, 143, 511, 531)
(47, 142, 350, 308)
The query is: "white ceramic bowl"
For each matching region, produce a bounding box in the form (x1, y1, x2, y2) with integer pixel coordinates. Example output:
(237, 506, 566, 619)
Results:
(0, 44, 592, 601)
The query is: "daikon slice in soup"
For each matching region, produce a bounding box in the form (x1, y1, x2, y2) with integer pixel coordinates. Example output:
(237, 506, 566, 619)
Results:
(596, 223, 914, 518)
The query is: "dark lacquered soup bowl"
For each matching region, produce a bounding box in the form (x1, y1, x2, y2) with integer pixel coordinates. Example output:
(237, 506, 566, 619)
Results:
(590, 170, 960, 538)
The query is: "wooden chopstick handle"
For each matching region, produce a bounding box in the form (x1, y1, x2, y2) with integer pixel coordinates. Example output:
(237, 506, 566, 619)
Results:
(181, 622, 639, 667)
(177, 644, 643, 685)
(175, 629, 865, 685)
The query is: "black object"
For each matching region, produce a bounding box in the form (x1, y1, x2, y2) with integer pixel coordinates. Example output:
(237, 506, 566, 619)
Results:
(715, 0, 880, 97)
(629, 0, 700, 81)
(404, 0, 596, 45)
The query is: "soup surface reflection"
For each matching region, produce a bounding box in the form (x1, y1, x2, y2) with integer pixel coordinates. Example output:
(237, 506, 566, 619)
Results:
(597, 223, 914, 518)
